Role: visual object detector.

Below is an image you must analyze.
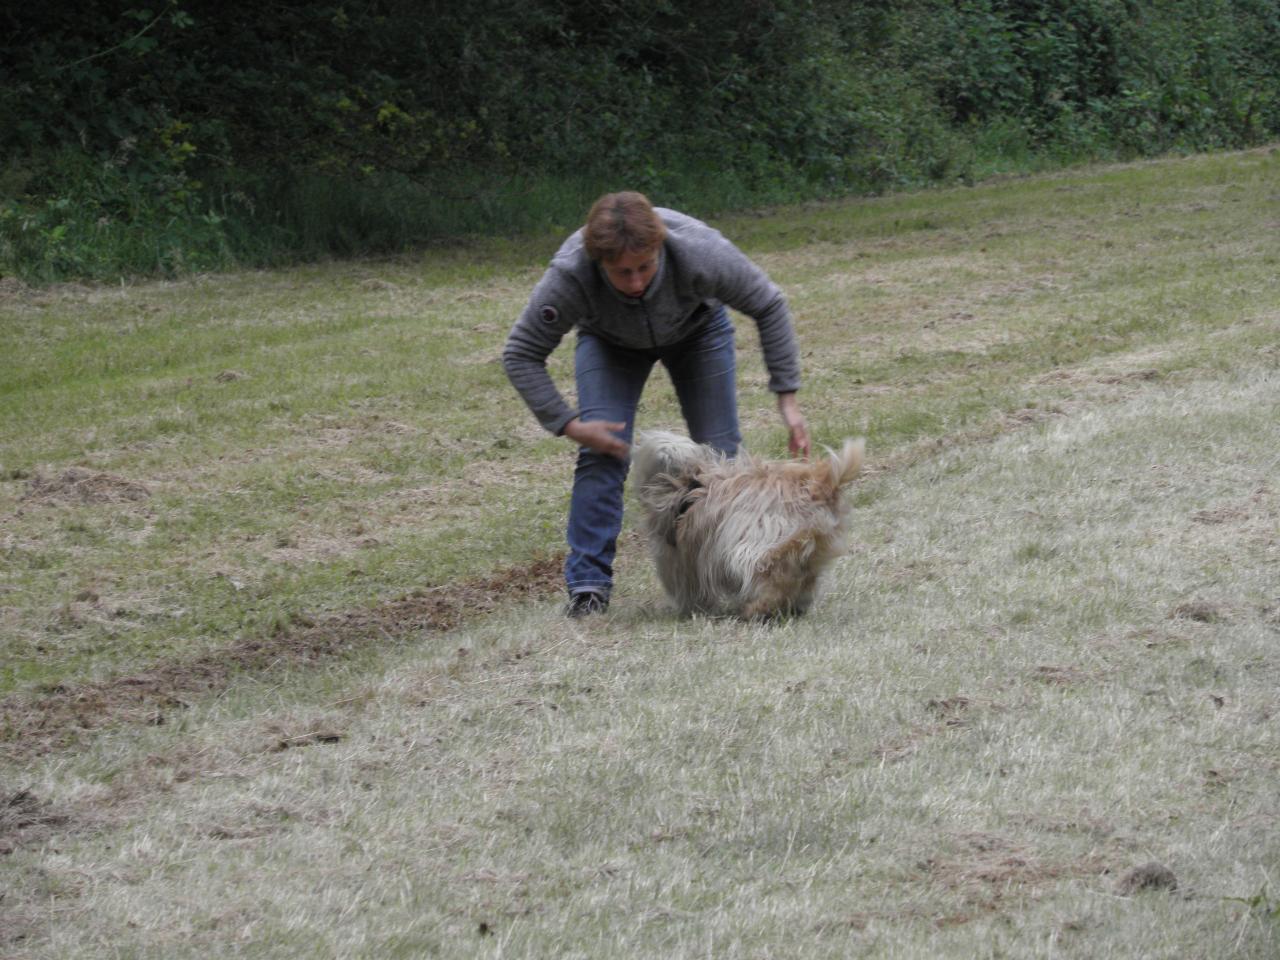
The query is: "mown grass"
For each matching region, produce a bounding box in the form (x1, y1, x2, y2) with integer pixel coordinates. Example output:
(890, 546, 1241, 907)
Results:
(7, 344, 1278, 959)
(1, 148, 1277, 691)
(1, 146, 1278, 957)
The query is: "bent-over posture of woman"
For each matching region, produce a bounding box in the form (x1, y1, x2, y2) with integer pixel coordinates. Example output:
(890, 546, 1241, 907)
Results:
(503, 191, 809, 616)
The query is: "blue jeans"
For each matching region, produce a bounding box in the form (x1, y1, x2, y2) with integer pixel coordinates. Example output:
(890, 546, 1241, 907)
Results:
(565, 305, 741, 597)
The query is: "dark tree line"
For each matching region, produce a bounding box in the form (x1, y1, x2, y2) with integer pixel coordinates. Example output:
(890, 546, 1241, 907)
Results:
(3, 1, 1278, 279)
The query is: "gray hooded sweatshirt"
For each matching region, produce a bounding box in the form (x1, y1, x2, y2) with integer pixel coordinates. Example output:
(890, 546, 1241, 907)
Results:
(502, 208, 801, 436)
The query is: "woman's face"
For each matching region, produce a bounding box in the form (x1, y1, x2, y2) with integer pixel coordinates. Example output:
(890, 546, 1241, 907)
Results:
(601, 246, 660, 298)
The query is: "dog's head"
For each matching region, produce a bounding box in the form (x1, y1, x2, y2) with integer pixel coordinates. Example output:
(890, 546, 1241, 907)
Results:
(631, 430, 708, 486)
(633, 430, 720, 547)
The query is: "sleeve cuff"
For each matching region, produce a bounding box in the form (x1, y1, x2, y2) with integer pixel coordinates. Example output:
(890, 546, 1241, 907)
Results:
(550, 410, 579, 436)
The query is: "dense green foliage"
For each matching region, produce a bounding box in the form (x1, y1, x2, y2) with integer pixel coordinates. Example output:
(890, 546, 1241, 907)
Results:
(3, 0, 1278, 281)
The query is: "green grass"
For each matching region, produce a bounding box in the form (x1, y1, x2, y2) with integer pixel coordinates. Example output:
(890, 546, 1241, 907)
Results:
(1, 146, 1278, 957)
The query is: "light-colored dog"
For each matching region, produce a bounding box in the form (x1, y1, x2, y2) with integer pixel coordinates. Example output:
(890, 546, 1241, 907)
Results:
(632, 431, 864, 619)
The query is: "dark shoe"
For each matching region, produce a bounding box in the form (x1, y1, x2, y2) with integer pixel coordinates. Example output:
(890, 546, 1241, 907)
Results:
(567, 590, 609, 618)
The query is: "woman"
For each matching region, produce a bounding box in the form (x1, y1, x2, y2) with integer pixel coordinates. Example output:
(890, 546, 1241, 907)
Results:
(503, 191, 809, 616)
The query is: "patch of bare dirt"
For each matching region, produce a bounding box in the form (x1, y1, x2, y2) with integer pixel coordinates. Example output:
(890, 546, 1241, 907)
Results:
(919, 833, 1111, 906)
(1001, 404, 1066, 427)
(0, 276, 31, 301)
(0, 790, 70, 855)
(271, 729, 345, 751)
(1169, 600, 1228, 624)
(1191, 486, 1273, 526)
(1009, 809, 1118, 840)
(1096, 368, 1161, 385)
(1033, 664, 1105, 686)
(0, 553, 564, 764)
(1115, 861, 1178, 894)
(870, 696, 1005, 762)
(21, 468, 151, 505)
(1035, 366, 1163, 388)
(925, 696, 993, 725)
(1192, 504, 1251, 525)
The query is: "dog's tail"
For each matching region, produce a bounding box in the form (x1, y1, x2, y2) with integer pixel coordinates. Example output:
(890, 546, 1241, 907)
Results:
(811, 438, 864, 502)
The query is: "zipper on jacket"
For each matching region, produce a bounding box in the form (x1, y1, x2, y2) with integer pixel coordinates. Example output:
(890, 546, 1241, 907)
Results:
(641, 302, 658, 349)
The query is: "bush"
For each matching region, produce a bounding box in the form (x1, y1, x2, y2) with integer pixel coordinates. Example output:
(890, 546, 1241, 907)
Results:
(2, 1, 1278, 282)
(0, 147, 237, 282)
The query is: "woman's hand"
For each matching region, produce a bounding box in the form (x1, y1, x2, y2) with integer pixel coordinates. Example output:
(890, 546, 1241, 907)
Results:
(776, 392, 810, 459)
(563, 417, 629, 459)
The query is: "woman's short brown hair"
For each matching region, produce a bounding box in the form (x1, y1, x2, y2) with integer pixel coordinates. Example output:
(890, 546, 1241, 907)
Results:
(583, 191, 667, 262)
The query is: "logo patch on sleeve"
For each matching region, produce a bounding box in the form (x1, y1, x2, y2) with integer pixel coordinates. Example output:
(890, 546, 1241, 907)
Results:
(539, 304, 560, 325)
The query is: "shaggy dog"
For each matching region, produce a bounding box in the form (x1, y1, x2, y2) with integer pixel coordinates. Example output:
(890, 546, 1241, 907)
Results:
(632, 430, 864, 619)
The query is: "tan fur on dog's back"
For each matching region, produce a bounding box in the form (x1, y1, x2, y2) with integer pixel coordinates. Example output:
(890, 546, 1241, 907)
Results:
(634, 431, 863, 618)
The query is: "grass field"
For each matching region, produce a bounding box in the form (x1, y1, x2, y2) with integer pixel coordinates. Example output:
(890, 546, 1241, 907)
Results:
(2, 147, 1278, 957)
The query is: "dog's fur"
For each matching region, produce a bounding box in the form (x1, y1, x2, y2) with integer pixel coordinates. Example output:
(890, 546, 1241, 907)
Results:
(633, 430, 864, 619)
